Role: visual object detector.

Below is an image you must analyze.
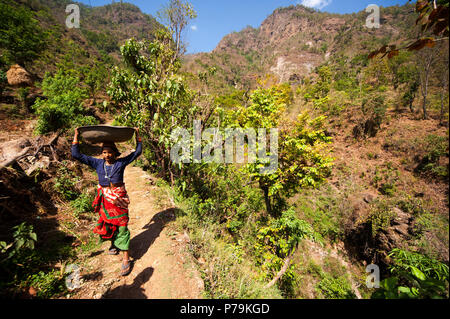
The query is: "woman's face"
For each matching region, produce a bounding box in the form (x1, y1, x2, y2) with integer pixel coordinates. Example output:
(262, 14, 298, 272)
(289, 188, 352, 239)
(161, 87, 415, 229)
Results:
(102, 147, 116, 163)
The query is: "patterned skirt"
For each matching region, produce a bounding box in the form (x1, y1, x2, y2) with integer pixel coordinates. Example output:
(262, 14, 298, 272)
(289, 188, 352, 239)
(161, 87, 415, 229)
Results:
(92, 185, 130, 241)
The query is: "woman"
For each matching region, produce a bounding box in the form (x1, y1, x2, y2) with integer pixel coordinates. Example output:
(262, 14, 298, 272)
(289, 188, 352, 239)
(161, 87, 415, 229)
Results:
(71, 127, 142, 276)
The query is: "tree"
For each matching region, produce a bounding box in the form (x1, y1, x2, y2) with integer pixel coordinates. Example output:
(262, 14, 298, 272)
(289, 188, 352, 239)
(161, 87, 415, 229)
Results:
(107, 32, 198, 182)
(402, 74, 420, 113)
(0, 0, 47, 66)
(225, 85, 334, 216)
(416, 47, 437, 119)
(157, 0, 197, 58)
(388, 51, 413, 90)
(33, 70, 97, 134)
(434, 41, 449, 125)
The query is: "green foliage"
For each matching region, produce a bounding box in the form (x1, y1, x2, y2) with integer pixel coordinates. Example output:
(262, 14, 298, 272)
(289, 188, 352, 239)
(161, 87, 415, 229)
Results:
(316, 274, 356, 299)
(33, 70, 97, 134)
(0, 0, 47, 65)
(27, 270, 66, 299)
(225, 85, 333, 215)
(366, 200, 396, 238)
(0, 70, 7, 98)
(82, 29, 118, 53)
(298, 199, 343, 243)
(84, 63, 109, 98)
(302, 66, 332, 101)
(388, 248, 449, 282)
(108, 34, 197, 176)
(361, 92, 387, 133)
(0, 221, 73, 298)
(415, 134, 449, 178)
(53, 162, 80, 201)
(371, 163, 399, 196)
(372, 249, 449, 299)
(178, 164, 264, 227)
(0, 222, 37, 261)
(215, 90, 246, 110)
(254, 208, 320, 283)
(70, 192, 94, 218)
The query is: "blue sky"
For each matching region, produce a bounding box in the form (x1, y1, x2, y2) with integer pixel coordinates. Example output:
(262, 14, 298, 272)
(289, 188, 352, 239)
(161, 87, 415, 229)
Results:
(78, 0, 410, 54)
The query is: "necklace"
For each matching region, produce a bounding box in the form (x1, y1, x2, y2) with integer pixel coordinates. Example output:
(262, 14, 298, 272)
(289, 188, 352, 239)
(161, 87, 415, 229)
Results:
(104, 161, 117, 181)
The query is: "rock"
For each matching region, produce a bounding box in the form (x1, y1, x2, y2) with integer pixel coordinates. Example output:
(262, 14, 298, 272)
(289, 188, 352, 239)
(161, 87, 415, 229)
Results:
(391, 207, 412, 226)
(393, 223, 409, 237)
(363, 192, 377, 204)
(0, 138, 32, 163)
(93, 293, 102, 299)
(6, 64, 33, 87)
(25, 156, 50, 176)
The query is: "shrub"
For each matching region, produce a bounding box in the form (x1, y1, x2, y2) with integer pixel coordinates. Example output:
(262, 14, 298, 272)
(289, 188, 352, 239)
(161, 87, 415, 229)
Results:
(366, 200, 396, 238)
(372, 249, 449, 299)
(70, 192, 94, 218)
(53, 163, 80, 201)
(33, 70, 96, 134)
(254, 207, 321, 296)
(316, 274, 356, 299)
(26, 270, 66, 299)
(0, 70, 7, 98)
(415, 134, 449, 179)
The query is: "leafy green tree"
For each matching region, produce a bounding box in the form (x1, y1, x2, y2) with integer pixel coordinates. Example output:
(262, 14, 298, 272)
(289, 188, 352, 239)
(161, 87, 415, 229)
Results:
(108, 33, 197, 181)
(33, 70, 97, 134)
(84, 63, 109, 99)
(303, 66, 332, 101)
(402, 76, 420, 112)
(254, 207, 320, 291)
(388, 51, 413, 90)
(0, 0, 47, 66)
(226, 85, 334, 215)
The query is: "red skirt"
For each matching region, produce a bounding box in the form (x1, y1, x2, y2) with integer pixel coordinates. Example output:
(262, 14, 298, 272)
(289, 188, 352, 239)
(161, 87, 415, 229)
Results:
(92, 185, 130, 239)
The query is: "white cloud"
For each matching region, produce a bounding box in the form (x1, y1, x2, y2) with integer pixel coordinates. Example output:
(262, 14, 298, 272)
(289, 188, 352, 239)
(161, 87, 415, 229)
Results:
(190, 25, 198, 31)
(300, 0, 332, 9)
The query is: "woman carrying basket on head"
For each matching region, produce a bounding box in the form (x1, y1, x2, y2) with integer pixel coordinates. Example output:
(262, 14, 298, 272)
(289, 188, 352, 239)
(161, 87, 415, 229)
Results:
(71, 127, 142, 276)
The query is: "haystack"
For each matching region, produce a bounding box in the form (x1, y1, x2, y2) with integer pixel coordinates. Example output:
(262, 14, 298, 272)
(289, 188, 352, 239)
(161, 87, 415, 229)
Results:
(6, 64, 33, 86)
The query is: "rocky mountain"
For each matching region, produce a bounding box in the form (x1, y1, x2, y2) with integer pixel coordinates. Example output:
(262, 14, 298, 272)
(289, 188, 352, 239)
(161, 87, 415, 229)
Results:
(182, 3, 416, 92)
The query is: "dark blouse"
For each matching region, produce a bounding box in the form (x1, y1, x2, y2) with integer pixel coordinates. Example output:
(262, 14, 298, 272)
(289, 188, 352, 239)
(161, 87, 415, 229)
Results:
(71, 142, 142, 187)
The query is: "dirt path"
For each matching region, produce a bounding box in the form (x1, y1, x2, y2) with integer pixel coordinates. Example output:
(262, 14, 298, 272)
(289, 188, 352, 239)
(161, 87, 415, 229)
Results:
(74, 166, 204, 299)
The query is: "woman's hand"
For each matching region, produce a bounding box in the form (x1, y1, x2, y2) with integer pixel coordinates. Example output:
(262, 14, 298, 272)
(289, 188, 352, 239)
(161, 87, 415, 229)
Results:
(73, 128, 80, 144)
(134, 127, 141, 142)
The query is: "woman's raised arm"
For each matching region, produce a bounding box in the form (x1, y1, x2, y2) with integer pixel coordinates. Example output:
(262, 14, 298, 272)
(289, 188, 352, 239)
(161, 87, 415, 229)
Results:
(71, 127, 100, 168)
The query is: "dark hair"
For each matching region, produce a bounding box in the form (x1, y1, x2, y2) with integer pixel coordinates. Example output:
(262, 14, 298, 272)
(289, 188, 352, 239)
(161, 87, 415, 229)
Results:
(102, 142, 121, 157)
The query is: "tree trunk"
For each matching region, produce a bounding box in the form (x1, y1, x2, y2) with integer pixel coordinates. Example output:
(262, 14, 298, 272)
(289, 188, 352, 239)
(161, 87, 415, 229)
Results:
(260, 183, 272, 215)
(265, 252, 294, 289)
(422, 95, 428, 120)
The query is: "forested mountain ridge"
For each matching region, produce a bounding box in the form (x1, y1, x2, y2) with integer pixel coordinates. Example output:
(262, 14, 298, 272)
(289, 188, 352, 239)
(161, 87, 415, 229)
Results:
(1, 0, 160, 78)
(182, 3, 417, 93)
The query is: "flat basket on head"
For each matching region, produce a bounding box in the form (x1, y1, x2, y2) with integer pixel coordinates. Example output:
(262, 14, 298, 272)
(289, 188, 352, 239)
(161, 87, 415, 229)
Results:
(78, 125, 135, 144)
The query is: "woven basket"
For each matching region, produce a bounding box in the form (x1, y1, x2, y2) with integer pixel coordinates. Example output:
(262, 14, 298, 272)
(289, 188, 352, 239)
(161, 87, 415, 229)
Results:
(78, 125, 135, 144)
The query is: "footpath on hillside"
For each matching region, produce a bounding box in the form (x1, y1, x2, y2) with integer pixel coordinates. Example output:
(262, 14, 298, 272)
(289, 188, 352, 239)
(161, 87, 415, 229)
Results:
(73, 165, 204, 299)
